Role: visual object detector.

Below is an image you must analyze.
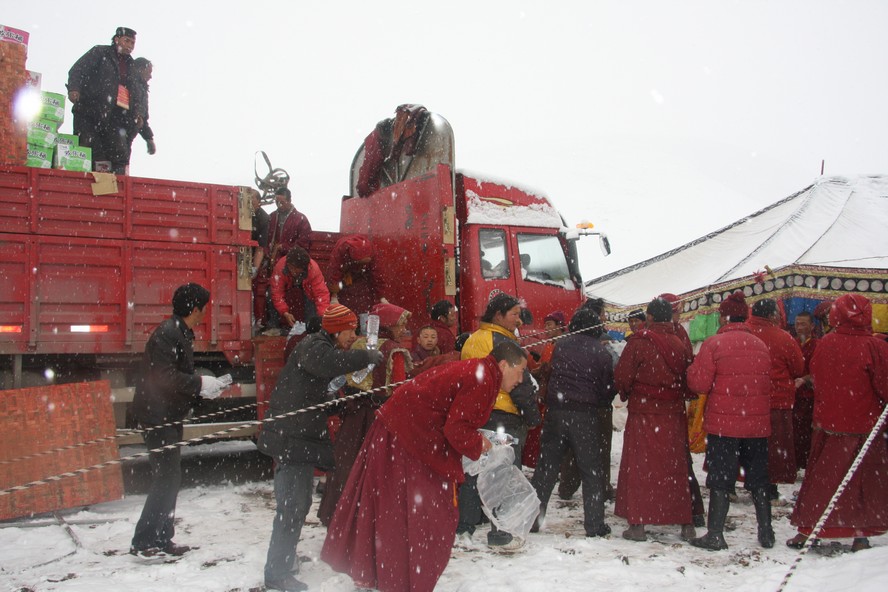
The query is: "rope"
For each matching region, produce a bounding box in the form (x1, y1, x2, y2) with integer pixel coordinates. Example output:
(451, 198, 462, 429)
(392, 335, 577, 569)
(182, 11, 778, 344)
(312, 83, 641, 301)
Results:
(774, 403, 888, 592)
(0, 399, 270, 467)
(0, 322, 605, 497)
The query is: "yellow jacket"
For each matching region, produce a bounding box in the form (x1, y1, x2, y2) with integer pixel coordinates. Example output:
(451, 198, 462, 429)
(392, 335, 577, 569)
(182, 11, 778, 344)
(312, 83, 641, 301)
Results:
(461, 322, 520, 414)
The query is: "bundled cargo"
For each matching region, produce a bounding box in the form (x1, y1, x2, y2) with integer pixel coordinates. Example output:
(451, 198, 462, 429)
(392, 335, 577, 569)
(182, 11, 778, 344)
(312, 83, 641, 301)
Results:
(26, 144, 52, 168)
(55, 143, 91, 172)
(40, 91, 65, 123)
(0, 25, 29, 165)
(26, 118, 58, 147)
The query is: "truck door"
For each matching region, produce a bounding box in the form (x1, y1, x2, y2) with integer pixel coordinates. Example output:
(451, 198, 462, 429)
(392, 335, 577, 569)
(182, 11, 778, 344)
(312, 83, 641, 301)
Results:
(511, 230, 584, 331)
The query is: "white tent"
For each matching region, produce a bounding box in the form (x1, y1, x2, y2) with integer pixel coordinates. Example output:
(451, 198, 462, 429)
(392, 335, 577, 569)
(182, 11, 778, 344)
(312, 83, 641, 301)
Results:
(585, 175, 888, 310)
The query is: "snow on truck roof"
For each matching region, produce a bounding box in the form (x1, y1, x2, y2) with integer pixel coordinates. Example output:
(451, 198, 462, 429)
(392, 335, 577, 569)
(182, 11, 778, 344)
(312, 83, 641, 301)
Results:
(460, 172, 565, 229)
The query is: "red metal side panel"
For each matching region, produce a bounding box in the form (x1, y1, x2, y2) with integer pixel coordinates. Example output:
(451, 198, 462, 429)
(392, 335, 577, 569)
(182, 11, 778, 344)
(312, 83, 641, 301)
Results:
(128, 176, 243, 245)
(0, 165, 250, 246)
(31, 168, 127, 239)
(31, 236, 128, 352)
(0, 167, 31, 235)
(340, 167, 453, 329)
(0, 234, 29, 350)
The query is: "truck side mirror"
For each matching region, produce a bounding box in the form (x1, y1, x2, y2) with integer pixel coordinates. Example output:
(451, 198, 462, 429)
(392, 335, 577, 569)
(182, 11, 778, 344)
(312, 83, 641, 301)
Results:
(600, 233, 611, 257)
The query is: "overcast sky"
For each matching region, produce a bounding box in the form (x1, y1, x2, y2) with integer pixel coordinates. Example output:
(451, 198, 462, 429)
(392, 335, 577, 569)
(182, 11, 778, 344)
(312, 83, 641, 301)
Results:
(8, 1, 888, 283)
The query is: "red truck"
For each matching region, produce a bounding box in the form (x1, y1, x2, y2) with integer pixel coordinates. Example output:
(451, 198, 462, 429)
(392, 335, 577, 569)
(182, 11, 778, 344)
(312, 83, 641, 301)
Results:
(0, 110, 607, 439)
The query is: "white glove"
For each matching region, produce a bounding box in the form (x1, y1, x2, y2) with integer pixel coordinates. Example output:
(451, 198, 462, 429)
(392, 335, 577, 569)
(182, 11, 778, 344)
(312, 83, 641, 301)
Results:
(199, 375, 226, 399)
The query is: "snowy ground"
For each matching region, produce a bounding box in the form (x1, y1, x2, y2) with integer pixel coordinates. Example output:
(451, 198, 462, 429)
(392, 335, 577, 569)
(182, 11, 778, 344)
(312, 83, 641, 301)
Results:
(1, 434, 887, 592)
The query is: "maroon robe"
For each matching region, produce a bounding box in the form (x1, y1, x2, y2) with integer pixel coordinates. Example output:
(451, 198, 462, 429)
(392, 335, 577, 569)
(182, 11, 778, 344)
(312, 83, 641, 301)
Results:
(790, 296, 888, 539)
(322, 357, 501, 592)
(614, 322, 693, 525)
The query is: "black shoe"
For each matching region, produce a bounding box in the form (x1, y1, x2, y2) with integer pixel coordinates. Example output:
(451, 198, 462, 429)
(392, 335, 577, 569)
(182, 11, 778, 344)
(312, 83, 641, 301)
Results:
(162, 542, 193, 556)
(130, 541, 193, 558)
(585, 524, 611, 538)
(690, 531, 728, 551)
(265, 574, 308, 591)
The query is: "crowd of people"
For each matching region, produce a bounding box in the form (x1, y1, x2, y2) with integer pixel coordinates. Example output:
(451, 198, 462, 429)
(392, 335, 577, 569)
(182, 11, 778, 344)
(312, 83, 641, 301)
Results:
(130, 274, 888, 591)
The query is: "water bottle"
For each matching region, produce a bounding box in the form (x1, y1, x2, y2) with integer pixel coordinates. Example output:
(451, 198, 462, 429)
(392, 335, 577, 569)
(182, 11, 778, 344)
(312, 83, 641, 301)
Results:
(351, 314, 380, 384)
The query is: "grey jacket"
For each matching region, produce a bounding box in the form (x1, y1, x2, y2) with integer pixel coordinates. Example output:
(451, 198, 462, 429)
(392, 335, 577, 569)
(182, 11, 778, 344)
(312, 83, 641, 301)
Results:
(257, 331, 375, 467)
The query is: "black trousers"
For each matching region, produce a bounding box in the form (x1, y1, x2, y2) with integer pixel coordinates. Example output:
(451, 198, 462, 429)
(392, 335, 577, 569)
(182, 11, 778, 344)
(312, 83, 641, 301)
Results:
(531, 407, 612, 535)
(456, 410, 527, 542)
(131, 424, 184, 550)
(704, 433, 770, 492)
(74, 108, 131, 173)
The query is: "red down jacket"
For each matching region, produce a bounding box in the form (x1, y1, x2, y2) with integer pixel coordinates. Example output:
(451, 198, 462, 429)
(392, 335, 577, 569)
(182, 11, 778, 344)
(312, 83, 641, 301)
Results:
(687, 322, 772, 438)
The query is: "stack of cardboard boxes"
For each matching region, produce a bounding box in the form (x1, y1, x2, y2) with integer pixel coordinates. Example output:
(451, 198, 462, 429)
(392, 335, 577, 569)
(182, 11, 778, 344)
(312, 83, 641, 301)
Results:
(2, 24, 92, 172)
(0, 25, 29, 166)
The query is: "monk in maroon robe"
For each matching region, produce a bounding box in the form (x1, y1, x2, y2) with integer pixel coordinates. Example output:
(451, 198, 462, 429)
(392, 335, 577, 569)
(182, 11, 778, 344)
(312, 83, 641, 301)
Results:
(615, 298, 696, 542)
(321, 341, 528, 592)
(788, 294, 888, 552)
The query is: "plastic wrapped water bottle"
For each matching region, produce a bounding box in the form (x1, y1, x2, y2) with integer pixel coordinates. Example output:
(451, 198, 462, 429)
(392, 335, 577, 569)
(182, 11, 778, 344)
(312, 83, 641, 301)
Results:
(351, 314, 380, 384)
(327, 375, 347, 393)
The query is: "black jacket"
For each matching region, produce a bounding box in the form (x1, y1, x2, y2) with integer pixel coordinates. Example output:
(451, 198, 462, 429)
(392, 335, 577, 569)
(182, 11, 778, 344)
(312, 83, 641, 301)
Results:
(130, 316, 201, 426)
(67, 44, 139, 121)
(546, 333, 615, 410)
(257, 331, 375, 468)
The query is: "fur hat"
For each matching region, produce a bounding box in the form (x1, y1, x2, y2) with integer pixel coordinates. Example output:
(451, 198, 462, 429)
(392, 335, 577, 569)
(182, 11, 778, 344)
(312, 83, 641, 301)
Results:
(719, 291, 748, 319)
(322, 304, 358, 334)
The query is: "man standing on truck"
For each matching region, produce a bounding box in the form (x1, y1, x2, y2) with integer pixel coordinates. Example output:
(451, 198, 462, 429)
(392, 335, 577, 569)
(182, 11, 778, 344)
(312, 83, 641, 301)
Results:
(67, 27, 142, 174)
(129, 283, 228, 557)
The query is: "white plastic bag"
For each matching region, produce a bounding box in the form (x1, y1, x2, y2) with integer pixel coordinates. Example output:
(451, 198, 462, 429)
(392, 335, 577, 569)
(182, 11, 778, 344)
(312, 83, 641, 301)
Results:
(461, 432, 540, 539)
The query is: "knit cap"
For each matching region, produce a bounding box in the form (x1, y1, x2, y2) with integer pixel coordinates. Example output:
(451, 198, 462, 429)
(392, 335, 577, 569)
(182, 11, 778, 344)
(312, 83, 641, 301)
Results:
(322, 304, 358, 334)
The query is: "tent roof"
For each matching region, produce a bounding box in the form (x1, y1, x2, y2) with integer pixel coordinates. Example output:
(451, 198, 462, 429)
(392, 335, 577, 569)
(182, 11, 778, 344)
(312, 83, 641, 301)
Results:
(585, 175, 888, 307)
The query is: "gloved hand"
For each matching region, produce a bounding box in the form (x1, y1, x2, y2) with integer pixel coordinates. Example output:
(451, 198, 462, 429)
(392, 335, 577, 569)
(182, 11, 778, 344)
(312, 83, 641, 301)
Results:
(367, 349, 384, 366)
(146, 139, 156, 155)
(199, 375, 226, 399)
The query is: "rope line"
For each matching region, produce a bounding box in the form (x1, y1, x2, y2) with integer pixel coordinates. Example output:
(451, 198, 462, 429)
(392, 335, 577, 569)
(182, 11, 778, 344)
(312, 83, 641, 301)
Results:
(0, 322, 603, 496)
(774, 404, 888, 592)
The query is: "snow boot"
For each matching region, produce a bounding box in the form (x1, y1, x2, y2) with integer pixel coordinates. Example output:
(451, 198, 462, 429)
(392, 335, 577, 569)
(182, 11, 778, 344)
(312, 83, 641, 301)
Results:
(752, 488, 775, 548)
(622, 524, 646, 542)
(264, 573, 308, 592)
(851, 537, 871, 552)
(690, 489, 729, 551)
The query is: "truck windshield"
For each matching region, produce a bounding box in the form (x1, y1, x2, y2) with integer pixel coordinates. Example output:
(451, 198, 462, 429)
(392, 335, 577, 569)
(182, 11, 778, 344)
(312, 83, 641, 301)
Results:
(479, 229, 510, 279)
(517, 233, 575, 290)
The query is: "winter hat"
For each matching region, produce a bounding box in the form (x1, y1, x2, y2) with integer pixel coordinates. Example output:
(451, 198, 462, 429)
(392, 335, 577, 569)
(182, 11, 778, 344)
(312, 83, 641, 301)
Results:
(829, 294, 871, 330)
(115, 27, 137, 38)
(370, 302, 411, 328)
(544, 311, 566, 326)
(657, 293, 682, 314)
(322, 304, 358, 334)
(345, 235, 372, 262)
(813, 300, 833, 322)
(719, 291, 748, 319)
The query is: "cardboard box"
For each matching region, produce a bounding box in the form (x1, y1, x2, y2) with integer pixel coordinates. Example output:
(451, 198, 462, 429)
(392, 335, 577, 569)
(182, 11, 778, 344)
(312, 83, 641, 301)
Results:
(26, 144, 53, 168)
(40, 91, 65, 123)
(55, 133, 78, 149)
(0, 25, 29, 48)
(26, 118, 58, 147)
(26, 70, 41, 89)
(56, 144, 91, 172)
(52, 134, 78, 167)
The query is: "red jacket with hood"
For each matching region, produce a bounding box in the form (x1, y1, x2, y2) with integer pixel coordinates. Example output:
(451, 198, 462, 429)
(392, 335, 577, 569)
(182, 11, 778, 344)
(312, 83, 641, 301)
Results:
(687, 322, 772, 438)
(810, 295, 888, 434)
